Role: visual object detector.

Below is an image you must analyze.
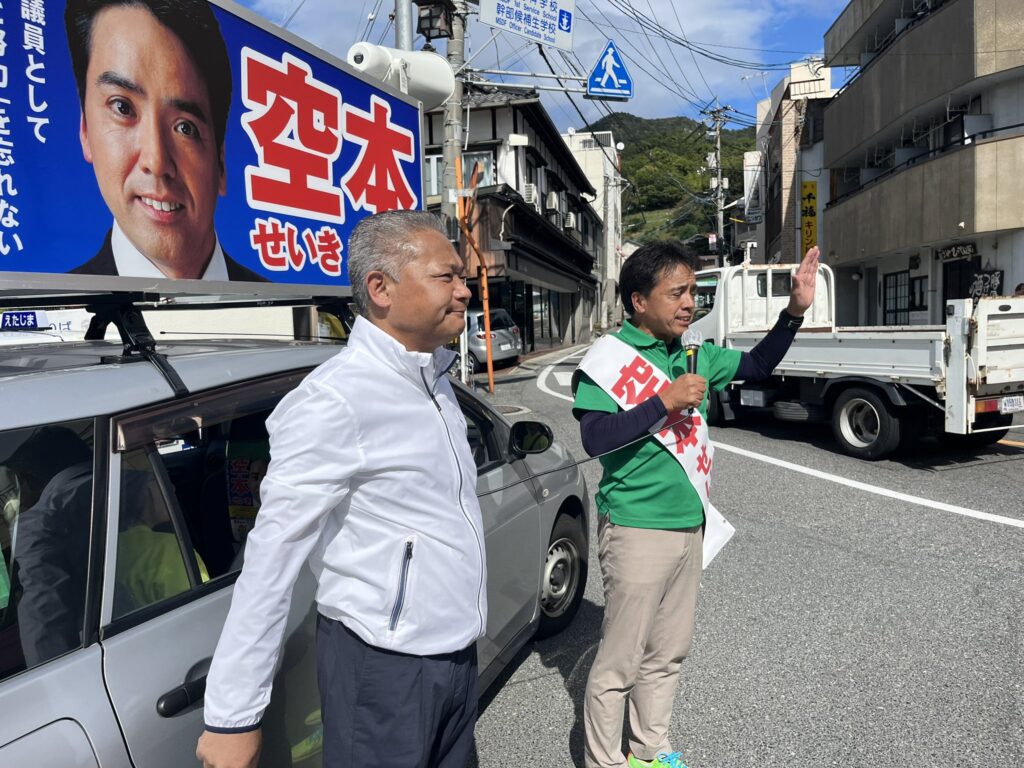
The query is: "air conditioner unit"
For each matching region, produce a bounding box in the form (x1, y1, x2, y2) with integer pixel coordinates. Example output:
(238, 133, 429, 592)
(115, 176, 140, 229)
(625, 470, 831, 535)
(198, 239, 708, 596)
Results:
(522, 182, 538, 205)
(563, 212, 577, 230)
(544, 191, 560, 211)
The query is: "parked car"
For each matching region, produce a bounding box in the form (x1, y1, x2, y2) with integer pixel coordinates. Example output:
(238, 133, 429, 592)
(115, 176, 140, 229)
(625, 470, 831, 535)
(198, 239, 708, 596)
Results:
(0, 323, 588, 767)
(464, 307, 521, 371)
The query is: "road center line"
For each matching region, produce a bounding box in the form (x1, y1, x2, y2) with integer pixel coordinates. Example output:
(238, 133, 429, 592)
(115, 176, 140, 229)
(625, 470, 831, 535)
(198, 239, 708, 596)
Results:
(536, 347, 1022, 530)
(715, 441, 1024, 529)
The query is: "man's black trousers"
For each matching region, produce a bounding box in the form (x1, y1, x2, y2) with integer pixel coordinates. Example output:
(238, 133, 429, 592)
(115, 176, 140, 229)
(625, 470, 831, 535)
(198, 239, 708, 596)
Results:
(316, 614, 478, 768)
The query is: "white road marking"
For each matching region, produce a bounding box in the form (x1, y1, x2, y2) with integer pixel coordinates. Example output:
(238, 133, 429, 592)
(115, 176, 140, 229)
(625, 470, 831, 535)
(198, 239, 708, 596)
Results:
(553, 371, 575, 387)
(536, 348, 584, 403)
(536, 346, 1023, 530)
(715, 441, 1024, 529)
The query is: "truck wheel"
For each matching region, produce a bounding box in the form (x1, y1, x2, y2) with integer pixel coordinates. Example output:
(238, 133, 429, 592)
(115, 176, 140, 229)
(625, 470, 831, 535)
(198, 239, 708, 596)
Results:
(832, 387, 901, 460)
(535, 513, 588, 639)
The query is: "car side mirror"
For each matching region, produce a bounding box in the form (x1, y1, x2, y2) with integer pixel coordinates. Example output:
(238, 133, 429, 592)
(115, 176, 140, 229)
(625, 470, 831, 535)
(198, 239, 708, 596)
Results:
(508, 420, 553, 457)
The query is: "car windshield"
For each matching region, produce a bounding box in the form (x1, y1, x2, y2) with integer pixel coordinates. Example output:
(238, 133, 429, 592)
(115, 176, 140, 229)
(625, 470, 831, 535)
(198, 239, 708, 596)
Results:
(475, 310, 515, 331)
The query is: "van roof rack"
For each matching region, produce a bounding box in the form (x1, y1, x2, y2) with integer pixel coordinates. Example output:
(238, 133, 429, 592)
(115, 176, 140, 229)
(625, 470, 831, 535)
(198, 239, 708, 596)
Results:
(0, 290, 357, 399)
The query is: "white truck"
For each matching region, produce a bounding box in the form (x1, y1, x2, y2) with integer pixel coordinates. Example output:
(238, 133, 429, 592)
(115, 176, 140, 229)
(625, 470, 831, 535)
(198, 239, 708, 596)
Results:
(691, 263, 1024, 460)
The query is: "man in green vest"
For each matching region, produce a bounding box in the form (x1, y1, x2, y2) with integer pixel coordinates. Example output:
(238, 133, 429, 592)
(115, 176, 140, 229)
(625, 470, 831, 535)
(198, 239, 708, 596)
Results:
(574, 240, 819, 768)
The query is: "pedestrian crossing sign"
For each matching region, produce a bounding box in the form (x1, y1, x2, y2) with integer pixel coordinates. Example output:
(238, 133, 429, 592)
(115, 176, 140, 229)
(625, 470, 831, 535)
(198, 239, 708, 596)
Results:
(586, 40, 633, 101)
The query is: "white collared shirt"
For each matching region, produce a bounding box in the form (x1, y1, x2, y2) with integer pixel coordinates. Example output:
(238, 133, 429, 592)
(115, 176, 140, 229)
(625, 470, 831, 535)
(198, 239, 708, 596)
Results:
(110, 221, 228, 280)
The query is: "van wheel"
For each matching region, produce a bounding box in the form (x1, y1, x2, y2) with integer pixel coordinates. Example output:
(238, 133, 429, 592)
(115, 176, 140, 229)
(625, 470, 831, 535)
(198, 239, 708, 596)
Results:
(832, 387, 901, 460)
(535, 513, 587, 639)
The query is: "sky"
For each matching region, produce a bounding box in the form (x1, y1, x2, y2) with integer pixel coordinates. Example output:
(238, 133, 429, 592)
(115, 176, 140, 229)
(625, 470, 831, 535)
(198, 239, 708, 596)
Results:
(234, 0, 851, 134)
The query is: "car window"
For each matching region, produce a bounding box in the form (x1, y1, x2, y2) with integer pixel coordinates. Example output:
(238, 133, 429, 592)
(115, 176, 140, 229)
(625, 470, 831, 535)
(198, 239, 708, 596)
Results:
(488, 310, 516, 331)
(0, 420, 94, 681)
(470, 310, 515, 331)
(109, 374, 304, 623)
(113, 447, 203, 620)
(460, 398, 500, 470)
(756, 272, 792, 297)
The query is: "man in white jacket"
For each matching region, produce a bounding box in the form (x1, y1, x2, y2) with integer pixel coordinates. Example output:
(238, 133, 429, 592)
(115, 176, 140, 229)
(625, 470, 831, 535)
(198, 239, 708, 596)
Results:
(197, 210, 486, 768)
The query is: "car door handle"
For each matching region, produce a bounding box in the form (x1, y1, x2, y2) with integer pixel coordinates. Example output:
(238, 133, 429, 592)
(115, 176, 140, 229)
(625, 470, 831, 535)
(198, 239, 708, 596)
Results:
(157, 674, 207, 717)
(156, 655, 212, 718)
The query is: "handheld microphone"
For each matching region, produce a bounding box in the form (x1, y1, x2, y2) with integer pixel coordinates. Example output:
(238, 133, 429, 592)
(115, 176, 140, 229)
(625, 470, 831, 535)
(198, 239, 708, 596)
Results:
(682, 329, 702, 413)
(682, 328, 702, 375)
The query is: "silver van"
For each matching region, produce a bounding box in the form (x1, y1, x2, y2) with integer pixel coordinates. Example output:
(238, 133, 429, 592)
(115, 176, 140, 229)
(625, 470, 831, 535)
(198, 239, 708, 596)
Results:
(0, 319, 588, 767)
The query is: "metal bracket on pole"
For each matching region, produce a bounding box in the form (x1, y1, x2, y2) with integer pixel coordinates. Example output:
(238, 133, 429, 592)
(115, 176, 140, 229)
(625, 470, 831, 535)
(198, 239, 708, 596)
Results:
(465, 67, 587, 82)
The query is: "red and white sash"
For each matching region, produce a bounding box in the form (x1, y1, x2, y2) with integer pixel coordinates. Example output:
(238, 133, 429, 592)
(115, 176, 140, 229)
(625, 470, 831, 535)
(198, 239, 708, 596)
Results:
(578, 335, 735, 568)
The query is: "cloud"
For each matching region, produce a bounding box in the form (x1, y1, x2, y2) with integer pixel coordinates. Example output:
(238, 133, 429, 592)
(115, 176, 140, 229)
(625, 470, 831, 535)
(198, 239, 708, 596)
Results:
(233, 0, 849, 129)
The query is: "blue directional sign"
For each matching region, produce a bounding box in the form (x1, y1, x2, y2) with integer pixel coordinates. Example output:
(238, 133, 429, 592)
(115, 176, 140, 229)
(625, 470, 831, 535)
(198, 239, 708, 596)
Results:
(587, 40, 633, 100)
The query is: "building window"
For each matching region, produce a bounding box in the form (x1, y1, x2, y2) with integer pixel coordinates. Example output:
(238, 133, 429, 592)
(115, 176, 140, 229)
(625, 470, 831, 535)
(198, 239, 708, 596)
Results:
(424, 154, 443, 197)
(884, 270, 910, 325)
(910, 276, 928, 312)
(462, 151, 494, 186)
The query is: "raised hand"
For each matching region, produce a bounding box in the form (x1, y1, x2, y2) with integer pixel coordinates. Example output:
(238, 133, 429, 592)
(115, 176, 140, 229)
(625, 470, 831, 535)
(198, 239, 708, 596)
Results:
(788, 245, 820, 317)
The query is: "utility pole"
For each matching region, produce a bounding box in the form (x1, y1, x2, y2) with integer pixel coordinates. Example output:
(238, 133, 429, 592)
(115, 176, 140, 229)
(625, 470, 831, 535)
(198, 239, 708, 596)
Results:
(394, 0, 413, 50)
(441, 1, 466, 232)
(439, 1, 471, 384)
(704, 103, 731, 267)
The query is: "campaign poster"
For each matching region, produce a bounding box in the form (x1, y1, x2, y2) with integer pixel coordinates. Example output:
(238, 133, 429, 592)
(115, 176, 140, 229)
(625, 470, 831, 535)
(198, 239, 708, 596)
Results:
(0, 0, 423, 295)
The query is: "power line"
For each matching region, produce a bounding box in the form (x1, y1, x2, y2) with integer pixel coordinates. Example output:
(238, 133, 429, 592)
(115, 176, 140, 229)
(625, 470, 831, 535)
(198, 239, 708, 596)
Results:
(536, 44, 624, 178)
(359, 0, 384, 44)
(576, 3, 710, 112)
(606, 0, 798, 71)
(622, 0, 704, 108)
(579, 0, 703, 106)
(662, 0, 714, 101)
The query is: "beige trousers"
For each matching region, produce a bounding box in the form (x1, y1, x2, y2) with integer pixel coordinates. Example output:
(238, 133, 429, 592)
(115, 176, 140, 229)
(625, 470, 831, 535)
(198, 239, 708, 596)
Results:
(583, 516, 703, 768)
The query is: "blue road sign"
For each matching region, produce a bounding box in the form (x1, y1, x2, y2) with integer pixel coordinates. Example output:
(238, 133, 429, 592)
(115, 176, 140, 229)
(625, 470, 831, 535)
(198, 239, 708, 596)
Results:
(587, 40, 633, 100)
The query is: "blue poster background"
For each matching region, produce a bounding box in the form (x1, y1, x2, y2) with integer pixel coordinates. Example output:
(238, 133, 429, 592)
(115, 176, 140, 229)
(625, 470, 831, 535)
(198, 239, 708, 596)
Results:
(0, 0, 422, 289)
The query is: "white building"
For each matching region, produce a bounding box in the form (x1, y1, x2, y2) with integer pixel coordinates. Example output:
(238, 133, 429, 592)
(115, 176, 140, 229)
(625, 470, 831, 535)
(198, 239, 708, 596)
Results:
(562, 129, 626, 329)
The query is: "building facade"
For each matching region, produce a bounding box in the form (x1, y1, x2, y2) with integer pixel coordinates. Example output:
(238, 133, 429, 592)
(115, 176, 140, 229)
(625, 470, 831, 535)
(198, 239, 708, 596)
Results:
(561, 129, 626, 330)
(750, 61, 836, 267)
(424, 84, 601, 351)
(824, 0, 1024, 326)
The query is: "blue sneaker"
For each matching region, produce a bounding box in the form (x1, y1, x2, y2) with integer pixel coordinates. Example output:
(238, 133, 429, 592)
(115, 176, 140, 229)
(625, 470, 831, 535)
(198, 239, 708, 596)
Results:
(654, 753, 689, 768)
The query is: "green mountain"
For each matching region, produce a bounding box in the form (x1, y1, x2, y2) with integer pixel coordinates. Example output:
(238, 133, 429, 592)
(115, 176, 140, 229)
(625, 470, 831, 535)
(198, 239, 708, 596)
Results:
(585, 113, 755, 244)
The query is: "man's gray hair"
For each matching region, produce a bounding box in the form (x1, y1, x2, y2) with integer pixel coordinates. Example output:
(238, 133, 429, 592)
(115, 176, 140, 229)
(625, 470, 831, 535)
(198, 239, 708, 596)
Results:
(347, 210, 448, 312)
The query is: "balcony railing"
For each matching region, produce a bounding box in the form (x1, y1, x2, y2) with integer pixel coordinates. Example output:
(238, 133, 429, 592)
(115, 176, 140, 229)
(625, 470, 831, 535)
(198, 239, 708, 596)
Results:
(827, 120, 1024, 210)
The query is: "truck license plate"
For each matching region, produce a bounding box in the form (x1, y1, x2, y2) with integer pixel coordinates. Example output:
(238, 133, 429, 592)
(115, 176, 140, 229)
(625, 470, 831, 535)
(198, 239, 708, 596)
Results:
(1000, 395, 1024, 414)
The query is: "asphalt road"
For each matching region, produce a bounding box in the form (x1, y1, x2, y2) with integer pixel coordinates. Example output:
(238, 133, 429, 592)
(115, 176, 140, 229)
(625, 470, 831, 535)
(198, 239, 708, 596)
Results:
(465, 347, 1024, 768)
